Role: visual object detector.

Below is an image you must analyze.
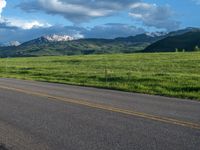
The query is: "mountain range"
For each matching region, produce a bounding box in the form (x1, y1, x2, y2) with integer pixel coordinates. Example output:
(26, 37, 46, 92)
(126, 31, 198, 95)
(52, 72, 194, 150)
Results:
(0, 27, 200, 57)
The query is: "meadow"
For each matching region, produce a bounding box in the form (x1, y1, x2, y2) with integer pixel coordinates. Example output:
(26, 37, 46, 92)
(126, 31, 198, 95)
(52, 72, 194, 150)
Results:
(0, 52, 200, 100)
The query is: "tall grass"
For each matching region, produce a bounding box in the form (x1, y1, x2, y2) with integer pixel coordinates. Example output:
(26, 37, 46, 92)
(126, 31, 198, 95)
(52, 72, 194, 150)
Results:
(0, 52, 200, 100)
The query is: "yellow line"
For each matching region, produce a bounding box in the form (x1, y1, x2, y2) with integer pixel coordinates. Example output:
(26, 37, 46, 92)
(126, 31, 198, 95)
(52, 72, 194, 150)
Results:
(0, 85, 200, 130)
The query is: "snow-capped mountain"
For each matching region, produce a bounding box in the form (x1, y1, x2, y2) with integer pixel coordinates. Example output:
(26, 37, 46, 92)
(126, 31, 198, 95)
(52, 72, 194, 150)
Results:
(19, 34, 75, 46)
(43, 34, 74, 42)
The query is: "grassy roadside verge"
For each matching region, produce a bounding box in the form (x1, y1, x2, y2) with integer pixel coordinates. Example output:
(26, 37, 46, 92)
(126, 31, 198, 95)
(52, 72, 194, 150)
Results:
(0, 52, 200, 100)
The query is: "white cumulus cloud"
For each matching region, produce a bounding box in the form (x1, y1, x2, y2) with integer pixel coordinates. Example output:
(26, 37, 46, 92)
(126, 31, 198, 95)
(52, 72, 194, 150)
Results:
(0, 0, 52, 30)
(4, 18, 52, 29)
(0, 0, 6, 17)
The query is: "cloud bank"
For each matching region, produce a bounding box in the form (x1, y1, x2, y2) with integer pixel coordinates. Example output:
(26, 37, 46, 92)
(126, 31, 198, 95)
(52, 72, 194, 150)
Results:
(0, 18, 51, 30)
(129, 3, 180, 31)
(18, 0, 140, 23)
(83, 23, 145, 39)
(0, 24, 146, 43)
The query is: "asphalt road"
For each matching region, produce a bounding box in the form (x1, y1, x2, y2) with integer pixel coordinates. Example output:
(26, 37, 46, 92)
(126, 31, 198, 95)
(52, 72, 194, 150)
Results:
(0, 78, 200, 150)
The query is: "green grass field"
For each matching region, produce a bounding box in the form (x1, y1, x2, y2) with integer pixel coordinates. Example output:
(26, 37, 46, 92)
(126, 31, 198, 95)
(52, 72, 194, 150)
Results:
(0, 52, 200, 100)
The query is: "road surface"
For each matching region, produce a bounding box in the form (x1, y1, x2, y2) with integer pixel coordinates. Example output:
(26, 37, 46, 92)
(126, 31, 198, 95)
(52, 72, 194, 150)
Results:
(0, 78, 199, 150)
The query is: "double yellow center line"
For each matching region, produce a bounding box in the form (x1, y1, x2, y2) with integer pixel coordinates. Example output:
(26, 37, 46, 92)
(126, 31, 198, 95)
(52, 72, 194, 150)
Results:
(0, 85, 200, 130)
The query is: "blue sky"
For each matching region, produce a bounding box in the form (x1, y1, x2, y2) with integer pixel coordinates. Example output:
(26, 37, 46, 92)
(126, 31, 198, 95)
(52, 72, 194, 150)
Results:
(0, 0, 200, 43)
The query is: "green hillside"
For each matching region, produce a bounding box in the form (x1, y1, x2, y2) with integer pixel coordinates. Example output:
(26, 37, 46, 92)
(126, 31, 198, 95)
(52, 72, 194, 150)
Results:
(0, 37, 152, 58)
(144, 31, 200, 52)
